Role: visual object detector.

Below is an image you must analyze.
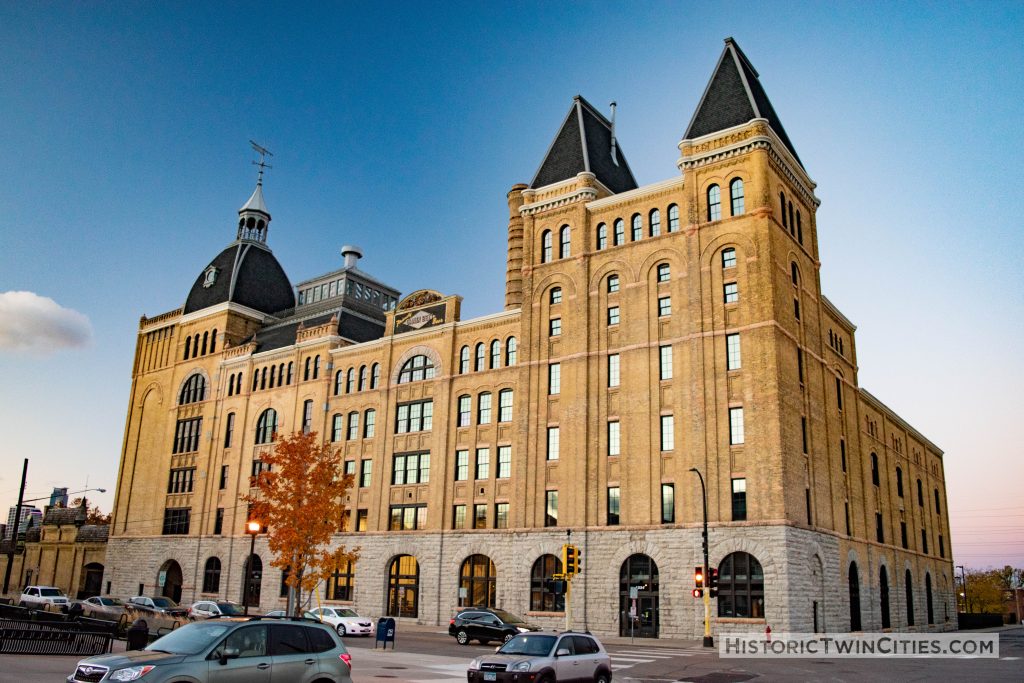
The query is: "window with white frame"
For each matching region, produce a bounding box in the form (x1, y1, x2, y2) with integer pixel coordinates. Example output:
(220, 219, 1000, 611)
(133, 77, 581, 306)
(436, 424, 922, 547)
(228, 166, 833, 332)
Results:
(661, 414, 675, 451)
(478, 392, 492, 424)
(631, 214, 642, 241)
(549, 318, 561, 337)
(608, 420, 621, 456)
(547, 426, 560, 461)
(608, 354, 620, 388)
(707, 184, 721, 221)
(729, 407, 745, 445)
(613, 219, 624, 245)
(668, 204, 679, 232)
(724, 282, 738, 303)
(549, 287, 562, 305)
(454, 450, 469, 481)
(498, 389, 513, 421)
(607, 306, 620, 326)
(659, 345, 673, 380)
(597, 223, 608, 250)
(548, 363, 561, 395)
(607, 274, 620, 293)
(730, 178, 745, 216)
(722, 248, 737, 269)
(656, 263, 670, 282)
(475, 448, 490, 480)
(726, 333, 741, 370)
(497, 446, 511, 479)
(396, 400, 433, 433)
(364, 409, 376, 438)
(649, 208, 661, 236)
(658, 296, 672, 317)
(457, 395, 471, 427)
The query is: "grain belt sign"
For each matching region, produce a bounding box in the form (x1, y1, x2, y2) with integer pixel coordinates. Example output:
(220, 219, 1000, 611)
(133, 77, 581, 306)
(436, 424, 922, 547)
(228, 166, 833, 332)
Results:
(394, 302, 446, 334)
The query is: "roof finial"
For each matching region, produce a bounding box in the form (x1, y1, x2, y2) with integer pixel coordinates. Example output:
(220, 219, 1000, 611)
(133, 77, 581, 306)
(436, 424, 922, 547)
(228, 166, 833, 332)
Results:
(609, 102, 619, 167)
(249, 140, 274, 186)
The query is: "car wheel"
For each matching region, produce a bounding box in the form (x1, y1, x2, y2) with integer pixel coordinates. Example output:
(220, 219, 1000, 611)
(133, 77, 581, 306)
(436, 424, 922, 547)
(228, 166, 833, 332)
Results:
(503, 632, 515, 643)
(336, 623, 347, 636)
(456, 629, 469, 645)
(595, 671, 611, 683)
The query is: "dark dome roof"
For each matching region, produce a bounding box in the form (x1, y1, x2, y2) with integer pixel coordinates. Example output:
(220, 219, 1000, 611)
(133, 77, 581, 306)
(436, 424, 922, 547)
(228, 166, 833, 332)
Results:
(183, 242, 294, 315)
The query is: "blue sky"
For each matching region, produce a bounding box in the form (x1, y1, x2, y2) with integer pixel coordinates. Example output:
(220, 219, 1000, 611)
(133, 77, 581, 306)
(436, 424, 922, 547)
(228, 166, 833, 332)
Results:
(1, 2, 1021, 568)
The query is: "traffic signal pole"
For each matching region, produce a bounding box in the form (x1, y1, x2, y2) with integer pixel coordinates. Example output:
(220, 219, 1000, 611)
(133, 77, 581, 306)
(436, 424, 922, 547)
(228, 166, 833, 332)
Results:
(690, 467, 713, 648)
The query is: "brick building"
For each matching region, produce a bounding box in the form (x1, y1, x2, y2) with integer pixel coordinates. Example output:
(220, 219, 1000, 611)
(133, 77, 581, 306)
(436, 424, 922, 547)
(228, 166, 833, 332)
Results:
(106, 38, 955, 637)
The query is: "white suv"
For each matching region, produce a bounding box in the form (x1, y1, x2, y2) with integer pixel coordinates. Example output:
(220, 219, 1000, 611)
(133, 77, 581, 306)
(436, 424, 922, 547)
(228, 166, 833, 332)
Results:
(20, 585, 69, 610)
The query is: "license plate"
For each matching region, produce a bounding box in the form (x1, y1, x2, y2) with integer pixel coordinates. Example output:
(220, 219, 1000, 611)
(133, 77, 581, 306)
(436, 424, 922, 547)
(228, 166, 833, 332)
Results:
(484, 673, 497, 681)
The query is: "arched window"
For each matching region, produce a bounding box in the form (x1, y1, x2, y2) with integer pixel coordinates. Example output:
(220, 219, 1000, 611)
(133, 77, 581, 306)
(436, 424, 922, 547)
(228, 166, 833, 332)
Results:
(313, 355, 321, 380)
(780, 191, 788, 229)
(668, 204, 679, 232)
(707, 184, 721, 222)
(386, 555, 419, 617)
(871, 453, 880, 486)
(347, 411, 359, 441)
(286, 362, 294, 385)
(559, 225, 571, 258)
(530, 554, 565, 611)
(345, 368, 354, 393)
(541, 230, 552, 263)
(193, 334, 200, 357)
(791, 262, 799, 285)
(227, 374, 234, 397)
(460, 555, 497, 608)
(371, 363, 380, 389)
(730, 178, 745, 216)
(880, 565, 891, 629)
(179, 374, 206, 405)
(255, 409, 278, 445)
(474, 343, 485, 372)
(334, 370, 344, 396)
(326, 560, 355, 601)
(202, 557, 221, 593)
(925, 573, 934, 624)
(364, 409, 376, 438)
(399, 354, 436, 383)
(797, 212, 803, 244)
(788, 201, 795, 233)
(597, 223, 608, 250)
(498, 389, 513, 422)
(631, 214, 642, 241)
(210, 329, 217, 353)
(849, 561, 862, 631)
(183, 336, 191, 360)
(489, 340, 501, 369)
(331, 414, 343, 442)
(613, 218, 625, 245)
(252, 372, 259, 392)
(649, 208, 661, 236)
(201, 331, 208, 356)
(269, 365, 277, 388)
(505, 337, 517, 366)
(905, 569, 915, 627)
(459, 346, 470, 374)
(304, 357, 311, 382)
(717, 552, 764, 618)
(260, 367, 267, 390)
(358, 365, 367, 392)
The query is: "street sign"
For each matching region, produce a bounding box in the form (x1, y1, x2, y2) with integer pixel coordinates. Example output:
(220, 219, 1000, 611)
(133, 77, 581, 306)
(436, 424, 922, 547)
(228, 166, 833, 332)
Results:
(630, 599, 637, 617)
(158, 571, 166, 588)
(629, 586, 639, 599)
(458, 587, 467, 598)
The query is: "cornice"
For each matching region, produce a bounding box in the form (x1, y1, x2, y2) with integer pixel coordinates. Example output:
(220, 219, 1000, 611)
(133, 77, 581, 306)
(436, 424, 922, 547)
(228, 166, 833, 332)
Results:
(178, 302, 270, 326)
(859, 389, 944, 456)
(585, 176, 685, 211)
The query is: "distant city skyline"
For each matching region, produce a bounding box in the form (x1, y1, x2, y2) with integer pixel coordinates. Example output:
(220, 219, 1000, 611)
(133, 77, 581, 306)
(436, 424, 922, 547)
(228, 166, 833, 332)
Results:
(1, 2, 1021, 569)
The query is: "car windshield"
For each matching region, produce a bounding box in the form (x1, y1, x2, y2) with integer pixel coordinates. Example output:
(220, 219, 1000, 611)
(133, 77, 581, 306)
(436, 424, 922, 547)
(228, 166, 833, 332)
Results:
(216, 603, 243, 615)
(40, 588, 63, 597)
(499, 634, 556, 656)
(490, 608, 525, 624)
(337, 609, 358, 617)
(146, 622, 232, 655)
(152, 597, 178, 608)
(100, 598, 123, 606)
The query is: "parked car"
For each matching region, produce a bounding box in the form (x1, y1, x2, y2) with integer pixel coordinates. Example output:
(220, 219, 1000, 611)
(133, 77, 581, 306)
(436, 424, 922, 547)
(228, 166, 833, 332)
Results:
(19, 585, 69, 610)
(73, 595, 126, 621)
(265, 609, 319, 619)
(449, 608, 540, 645)
(309, 606, 374, 636)
(127, 595, 188, 616)
(68, 616, 353, 683)
(467, 631, 611, 683)
(189, 600, 245, 619)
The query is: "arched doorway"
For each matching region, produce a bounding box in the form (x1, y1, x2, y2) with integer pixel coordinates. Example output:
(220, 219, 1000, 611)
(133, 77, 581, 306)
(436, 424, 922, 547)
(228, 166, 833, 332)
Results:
(619, 554, 659, 638)
(242, 555, 262, 608)
(459, 555, 497, 609)
(849, 561, 861, 631)
(880, 566, 891, 629)
(80, 563, 104, 599)
(158, 560, 183, 604)
(386, 555, 419, 618)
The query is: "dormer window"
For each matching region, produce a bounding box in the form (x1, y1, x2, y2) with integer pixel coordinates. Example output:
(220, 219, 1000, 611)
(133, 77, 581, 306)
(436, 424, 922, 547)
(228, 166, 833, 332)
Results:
(202, 266, 218, 288)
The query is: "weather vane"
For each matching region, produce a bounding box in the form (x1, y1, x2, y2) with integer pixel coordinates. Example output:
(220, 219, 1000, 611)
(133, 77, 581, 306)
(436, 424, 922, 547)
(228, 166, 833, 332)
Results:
(249, 140, 273, 184)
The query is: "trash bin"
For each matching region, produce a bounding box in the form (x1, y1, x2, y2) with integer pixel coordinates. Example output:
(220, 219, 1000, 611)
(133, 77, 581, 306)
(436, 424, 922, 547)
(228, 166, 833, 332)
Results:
(126, 618, 150, 650)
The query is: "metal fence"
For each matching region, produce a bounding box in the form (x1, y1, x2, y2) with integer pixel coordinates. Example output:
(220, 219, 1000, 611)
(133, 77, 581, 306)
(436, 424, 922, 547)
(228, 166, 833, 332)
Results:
(0, 605, 117, 655)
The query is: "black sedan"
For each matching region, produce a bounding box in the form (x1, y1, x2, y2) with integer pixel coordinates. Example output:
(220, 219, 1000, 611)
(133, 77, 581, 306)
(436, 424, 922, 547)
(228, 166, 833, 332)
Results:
(449, 608, 540, 645)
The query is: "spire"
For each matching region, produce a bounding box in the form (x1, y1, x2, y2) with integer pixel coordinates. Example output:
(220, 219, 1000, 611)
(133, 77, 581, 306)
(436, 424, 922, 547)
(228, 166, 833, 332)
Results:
(531, 95, 638, 194)
(684, 37, 803, 168)
(237, 141, 273, 243)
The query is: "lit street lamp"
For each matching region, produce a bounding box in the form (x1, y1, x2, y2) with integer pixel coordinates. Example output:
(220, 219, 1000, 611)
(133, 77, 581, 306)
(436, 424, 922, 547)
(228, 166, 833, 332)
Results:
(689, 467, 713, 648)
(244, 520, 261, 615)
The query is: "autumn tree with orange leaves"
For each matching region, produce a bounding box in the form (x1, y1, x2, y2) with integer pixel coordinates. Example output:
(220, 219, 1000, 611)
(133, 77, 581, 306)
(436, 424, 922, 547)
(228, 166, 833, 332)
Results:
(242, 430, 358, 614)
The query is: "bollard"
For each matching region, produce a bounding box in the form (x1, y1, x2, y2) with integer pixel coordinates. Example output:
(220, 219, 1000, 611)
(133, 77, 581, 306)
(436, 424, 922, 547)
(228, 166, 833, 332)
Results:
(126, 618, 150, 650)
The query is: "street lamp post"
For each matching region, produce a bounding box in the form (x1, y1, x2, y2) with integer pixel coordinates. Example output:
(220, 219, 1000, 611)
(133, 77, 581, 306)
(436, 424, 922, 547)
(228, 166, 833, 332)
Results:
(689, 467, 713, 648)
(244, 520, 261, 615)
(956, 565, 967, 613)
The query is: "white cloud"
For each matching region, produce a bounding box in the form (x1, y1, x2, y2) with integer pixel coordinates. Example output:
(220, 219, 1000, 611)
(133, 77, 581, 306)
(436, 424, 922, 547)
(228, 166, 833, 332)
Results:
(0, 291, 92, 353)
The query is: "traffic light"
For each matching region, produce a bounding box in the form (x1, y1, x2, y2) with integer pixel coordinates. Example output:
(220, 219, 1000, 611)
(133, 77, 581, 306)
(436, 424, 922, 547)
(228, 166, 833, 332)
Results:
(544, 579, 567, 595)
(708, 568, 719, 598)
(563, 545, 578, 576)
(693, 566, 704, 598)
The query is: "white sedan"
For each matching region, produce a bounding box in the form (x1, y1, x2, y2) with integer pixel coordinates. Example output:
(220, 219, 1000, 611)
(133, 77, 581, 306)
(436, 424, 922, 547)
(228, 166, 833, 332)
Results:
(309, 606, 374, 636)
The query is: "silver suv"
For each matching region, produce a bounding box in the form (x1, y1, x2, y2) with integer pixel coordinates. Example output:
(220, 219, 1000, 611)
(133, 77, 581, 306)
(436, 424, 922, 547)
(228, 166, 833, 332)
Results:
(20, 585, 69, 610)
(68, 617, 353, 683)
(467, 631, 612, 683)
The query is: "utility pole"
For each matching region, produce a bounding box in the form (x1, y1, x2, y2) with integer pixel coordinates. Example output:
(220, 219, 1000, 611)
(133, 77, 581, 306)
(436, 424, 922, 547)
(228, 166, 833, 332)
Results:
(2, 459, 28, 595)
(565, 529, 572, 631)
(689, 467, 713, 647)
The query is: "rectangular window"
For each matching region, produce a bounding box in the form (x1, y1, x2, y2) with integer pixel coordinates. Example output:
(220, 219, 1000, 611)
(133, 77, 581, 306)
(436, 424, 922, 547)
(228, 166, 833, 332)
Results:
(659, 345, 673, 380)
(835, 377, 843, 410)
(722, 248, 737, 268)
(660, 414, 675, 451)
(729, 407, 745, 445)
(161, 508, 191, 535)
(798, 348, 804, 384)
(545, 490, 558, 527)
(331, 414, 344, 442)
(364, 409, 376, 438)
(497, 445, 511, 479)
(458, 395, 471, 427)
(658, 296, 672, 317)
(498, 389, 513, 422)
(474, 504, 487, 529)
(876, 512, 885, 543)
(805, 489, 812, 525)
(453, 505, 466, 530)
(219, 465, 228, 490)
(344, 460, 356, 476)
(939, 534, 945, 558)
(802, 416, 808, 453)
(840, 439, 847, 472)
(656, 263, 670, 282)
(172, 417, 202, 454)
(224, 413, 235, 448)
(724, 282, 739, 303)
(478, 393, 492, 424)
(607, 487, 620, 525)
(547, 426, 560, 460)
(495, 502, 509, 529)
(845, 502, 851, 535)
(608, 420, 621, 456)
(608, 354, 620, 388)
(347, 412, 360, 440)
(901, 522, 908, 549)
(921, 529, 928, 554)
(726, 334, 741, 370)
(794, 298, 800, 320)
(356, 509, 368, 531)
(548, 363, 561, 395)
(549, 318, 562, 336)
(359, 459, 372, 488)
(455, 450, 469, 481)
(396, 400, 433, 433)
(607, 306, 620, 326)
(302, 399, 313, 433)
(732, 478, 747, 521)
(388, 504, 427, 531)
(391, 452, 430, 485)
(661, 484, 675, 523)
(475, 448, 490, 480)
(214, 508, 224, 535)
(167, 467, 196, 494)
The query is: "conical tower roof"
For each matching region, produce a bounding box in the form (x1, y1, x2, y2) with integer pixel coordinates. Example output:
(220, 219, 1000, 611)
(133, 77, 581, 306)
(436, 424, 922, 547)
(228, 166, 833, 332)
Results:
(239, 181, 269, 216)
